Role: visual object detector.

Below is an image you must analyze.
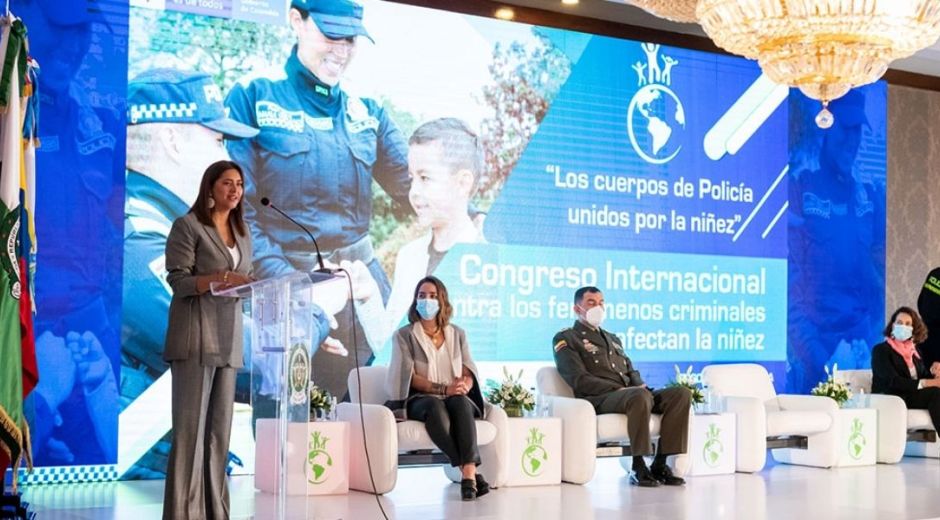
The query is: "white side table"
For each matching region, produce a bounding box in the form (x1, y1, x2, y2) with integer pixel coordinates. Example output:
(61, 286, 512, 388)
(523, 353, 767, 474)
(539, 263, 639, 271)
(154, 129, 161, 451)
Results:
(686, 412, 736, 476)
(504, 416, 562, 487)
(255, 419, 350, 495)
(833, 408, 877, 467)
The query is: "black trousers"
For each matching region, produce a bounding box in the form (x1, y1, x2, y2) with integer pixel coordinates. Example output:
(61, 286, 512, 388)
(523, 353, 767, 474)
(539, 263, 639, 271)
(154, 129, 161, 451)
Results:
(592, 386, 691, 456)
(407, 395, 482, 467)
(904, 387, 940, 432)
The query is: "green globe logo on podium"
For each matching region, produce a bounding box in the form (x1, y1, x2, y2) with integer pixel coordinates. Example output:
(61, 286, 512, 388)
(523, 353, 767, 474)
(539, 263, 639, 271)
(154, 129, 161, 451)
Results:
(521, 428, 549, 477)
(307, 431, 334, 484)
(848, 418, 867, 460)
(702, 423, 724, 468)
(627, 42, 686, 165)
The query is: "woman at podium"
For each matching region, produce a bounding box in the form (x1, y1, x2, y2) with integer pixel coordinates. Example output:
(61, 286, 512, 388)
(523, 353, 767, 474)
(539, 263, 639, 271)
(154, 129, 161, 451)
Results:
(161, 160, 254, 519)
(385, 276, 490, 501)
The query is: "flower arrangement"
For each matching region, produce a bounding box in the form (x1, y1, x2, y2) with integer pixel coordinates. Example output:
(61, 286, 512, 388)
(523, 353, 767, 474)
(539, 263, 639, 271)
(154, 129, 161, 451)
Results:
(485, 367, 536, 417)
(810, 364, 853, 407)
(309, 385, 335, 420)
(666, 365, 705, 405)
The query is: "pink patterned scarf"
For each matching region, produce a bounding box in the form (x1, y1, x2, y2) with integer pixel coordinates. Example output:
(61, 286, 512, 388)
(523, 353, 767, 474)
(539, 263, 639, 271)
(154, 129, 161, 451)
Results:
(887, 337, 920, 368)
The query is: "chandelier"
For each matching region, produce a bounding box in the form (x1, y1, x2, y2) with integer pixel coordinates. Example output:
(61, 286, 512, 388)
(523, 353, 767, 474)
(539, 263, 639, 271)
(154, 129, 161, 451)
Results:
(696, 0, 940, 127)
(628, 1, 698, 23)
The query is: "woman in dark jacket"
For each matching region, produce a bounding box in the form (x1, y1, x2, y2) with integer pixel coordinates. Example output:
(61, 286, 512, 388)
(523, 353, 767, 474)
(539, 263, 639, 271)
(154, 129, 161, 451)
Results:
(384, 276, 490, 501)
(871, 306, 940, 431)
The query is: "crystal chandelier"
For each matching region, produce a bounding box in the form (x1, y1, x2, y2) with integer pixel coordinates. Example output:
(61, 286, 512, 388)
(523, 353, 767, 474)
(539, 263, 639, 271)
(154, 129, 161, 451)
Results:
(697, 0, 940, 127)
(628, 1, 698, 23)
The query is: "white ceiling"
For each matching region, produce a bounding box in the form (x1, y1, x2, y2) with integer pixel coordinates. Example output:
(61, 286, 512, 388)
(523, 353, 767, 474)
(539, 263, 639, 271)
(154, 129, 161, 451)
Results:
(497, 0, 940, 77)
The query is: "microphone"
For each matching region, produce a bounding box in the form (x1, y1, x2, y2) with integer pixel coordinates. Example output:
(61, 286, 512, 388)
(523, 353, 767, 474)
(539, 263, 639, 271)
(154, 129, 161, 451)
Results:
(259, 197, 331, 274)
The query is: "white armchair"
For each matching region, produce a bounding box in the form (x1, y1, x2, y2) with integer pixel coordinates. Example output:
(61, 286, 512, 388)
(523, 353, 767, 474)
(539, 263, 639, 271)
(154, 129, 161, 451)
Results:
(536, 366, 687, 484)
(337, 366, 509, 494)
(836, 369, 938, 460)
(701, 364, 838, 472)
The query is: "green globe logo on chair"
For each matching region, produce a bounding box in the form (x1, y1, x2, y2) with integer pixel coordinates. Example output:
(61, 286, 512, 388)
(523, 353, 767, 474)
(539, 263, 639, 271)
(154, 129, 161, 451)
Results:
(307, 431, 334, 484)
(702, 423, 724, 468)
(847, 418, 867, 460)
(521, 428, 549, 477)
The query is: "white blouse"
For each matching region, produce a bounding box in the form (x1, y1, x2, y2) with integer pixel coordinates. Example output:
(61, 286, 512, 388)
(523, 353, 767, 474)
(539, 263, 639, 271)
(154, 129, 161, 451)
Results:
(413, 323, 459, 386)
(227, 244, 240, 268)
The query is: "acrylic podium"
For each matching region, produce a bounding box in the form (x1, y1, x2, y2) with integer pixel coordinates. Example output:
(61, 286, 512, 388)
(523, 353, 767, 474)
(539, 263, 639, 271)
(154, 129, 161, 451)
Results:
(214, 271, 346, 520)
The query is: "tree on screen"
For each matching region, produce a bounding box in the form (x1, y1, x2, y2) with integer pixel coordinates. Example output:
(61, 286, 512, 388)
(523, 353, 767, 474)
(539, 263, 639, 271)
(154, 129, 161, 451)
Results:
(128, 9, 291, 92)
(477, 31, 571, 210)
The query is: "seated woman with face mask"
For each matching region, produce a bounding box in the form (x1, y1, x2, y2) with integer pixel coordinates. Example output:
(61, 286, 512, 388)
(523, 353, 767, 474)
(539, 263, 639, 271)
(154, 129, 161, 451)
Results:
(385, 276, 489, 501)
(871, 306, 940, 432)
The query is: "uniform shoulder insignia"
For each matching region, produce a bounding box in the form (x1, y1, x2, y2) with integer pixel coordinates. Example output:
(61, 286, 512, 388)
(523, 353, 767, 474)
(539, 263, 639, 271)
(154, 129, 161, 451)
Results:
(553, 339, 568, 352)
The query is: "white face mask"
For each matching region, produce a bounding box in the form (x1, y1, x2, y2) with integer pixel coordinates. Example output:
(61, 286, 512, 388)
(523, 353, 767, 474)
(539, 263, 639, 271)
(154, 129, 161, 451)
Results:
(416, 298, 440, 321)
(893, 323, 913, 342)
(582, 305, 606, 328)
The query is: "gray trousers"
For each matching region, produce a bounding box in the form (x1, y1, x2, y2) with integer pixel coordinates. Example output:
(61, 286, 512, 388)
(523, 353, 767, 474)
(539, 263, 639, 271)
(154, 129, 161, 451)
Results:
(592, 386, 691, 456)
(163, 360, 236, 520)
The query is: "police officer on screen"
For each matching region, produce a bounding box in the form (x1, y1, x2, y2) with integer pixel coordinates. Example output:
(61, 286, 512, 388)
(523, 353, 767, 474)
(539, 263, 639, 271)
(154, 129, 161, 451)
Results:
(225, 0, 411, 398)
(25, 0, 123, 467)
(121, 68, 260, 477)
(787, 89, 885, 392)
(123, 68, 260, 409)
(552, 287, 691, 487)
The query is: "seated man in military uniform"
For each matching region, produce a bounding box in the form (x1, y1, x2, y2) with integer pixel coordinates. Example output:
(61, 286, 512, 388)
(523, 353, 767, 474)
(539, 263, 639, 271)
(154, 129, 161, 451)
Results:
(552, 286, 690, 487)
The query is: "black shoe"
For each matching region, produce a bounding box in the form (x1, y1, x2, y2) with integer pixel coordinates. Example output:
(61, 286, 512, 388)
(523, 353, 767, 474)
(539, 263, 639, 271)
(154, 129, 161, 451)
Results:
(629, 466, 662, 487)
(650, 464, 686, 486)
(475, 474, 490, 497)
(461, 478, 477, 500)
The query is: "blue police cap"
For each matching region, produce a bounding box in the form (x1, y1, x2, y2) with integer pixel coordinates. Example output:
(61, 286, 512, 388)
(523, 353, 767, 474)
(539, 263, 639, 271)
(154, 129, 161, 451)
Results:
(291, 0, 374, 43)
(127, 69, 258, 140)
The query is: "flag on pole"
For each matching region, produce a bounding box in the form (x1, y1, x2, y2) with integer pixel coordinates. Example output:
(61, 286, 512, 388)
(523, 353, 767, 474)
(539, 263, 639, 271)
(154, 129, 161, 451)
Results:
(19, 56, 39, 403)
(0, 17, 30, 488)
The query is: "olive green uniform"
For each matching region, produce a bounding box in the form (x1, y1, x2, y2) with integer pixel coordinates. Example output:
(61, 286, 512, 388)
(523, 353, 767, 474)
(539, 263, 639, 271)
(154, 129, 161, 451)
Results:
(553, 320, 690, 455)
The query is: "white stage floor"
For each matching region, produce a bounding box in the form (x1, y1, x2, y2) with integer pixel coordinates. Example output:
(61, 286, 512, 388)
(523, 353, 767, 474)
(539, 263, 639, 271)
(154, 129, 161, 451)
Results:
(18, 457, 940, 519)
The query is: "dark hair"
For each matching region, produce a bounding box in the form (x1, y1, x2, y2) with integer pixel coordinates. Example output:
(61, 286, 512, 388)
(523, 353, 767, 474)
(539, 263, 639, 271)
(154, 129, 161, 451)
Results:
(408, 276, 453, 329)
(189, 160, 247, 237)
(288, 4, 311, 20)
(883, 306, 928, 344)
(409, 118, 483, 195)
(574, 286, 602, 304)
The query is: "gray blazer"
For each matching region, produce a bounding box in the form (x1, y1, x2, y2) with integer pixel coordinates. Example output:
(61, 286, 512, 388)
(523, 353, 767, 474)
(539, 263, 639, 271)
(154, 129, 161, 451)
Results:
(163, 212, 253, 368)
(385, 323, 487, 419)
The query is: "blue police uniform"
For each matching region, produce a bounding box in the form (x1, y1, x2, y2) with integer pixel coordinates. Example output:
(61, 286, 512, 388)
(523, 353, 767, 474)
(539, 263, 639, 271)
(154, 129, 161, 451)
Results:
(225, 8, 411, 396)
(224, 48, 410, 283)
(787, 91, 885, 393)
(30, 57, 124, 469)
(121, 170, 187, 405)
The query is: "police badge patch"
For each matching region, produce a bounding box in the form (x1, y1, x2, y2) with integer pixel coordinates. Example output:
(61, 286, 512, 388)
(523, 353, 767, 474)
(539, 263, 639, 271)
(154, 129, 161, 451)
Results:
(256, 101, 304, 133)
(289, 342, 310, 405)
